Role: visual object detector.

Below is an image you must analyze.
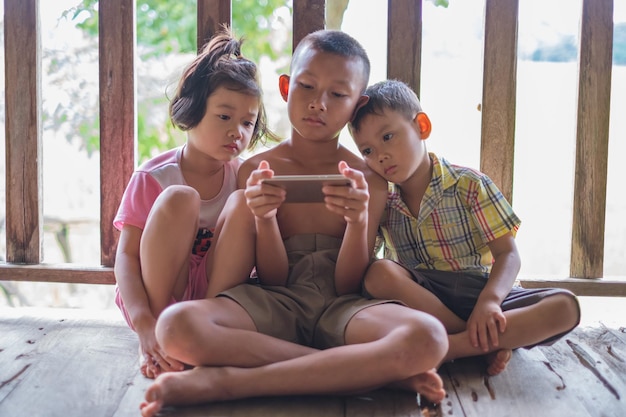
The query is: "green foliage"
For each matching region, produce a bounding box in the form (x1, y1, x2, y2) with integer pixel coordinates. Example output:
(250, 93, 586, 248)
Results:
(62, 0, 291, 163)
(66, 0, 289, 62)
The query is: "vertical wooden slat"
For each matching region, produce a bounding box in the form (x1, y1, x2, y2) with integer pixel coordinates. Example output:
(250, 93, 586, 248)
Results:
(293, 0, 325, 51)
(480, 0, 518, 203)
(4, 0, 42, 264)
(197, 0, 231, 52)
(570, 0, 613, 279)
(387, 0, 422, 96)
(99, 0, 136, 267)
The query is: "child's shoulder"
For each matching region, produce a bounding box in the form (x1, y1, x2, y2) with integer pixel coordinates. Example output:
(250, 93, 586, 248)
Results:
(437, 155, 490, 184)
(136, 147, 181, 173)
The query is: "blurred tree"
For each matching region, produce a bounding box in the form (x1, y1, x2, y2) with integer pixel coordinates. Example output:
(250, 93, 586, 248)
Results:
(57, 0, 292, 163)
(54, 0, 449, 163)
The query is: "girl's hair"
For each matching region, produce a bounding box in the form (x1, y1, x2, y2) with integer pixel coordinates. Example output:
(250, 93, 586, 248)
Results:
(169, 26, 276, 149)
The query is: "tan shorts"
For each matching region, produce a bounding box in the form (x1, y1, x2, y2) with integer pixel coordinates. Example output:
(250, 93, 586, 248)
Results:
(219, 234, 392, 349)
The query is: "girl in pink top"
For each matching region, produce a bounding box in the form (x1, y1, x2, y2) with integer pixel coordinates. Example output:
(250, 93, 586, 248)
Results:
(113, 27, 274, 378)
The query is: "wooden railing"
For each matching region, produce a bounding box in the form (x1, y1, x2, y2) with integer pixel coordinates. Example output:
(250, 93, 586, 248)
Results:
(1, 0, 624, 296)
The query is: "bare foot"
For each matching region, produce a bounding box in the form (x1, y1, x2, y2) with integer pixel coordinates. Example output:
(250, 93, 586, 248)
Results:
(139, 367, 230, 417)
(392, 369, 446, 404)
(485, 349, 512, 376)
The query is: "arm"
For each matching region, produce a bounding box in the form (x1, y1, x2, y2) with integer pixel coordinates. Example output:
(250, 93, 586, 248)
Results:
(243, 160, 289, 286)
(114, 225, 183, 376)
(325, 162, 385, 295)
(467, 232, 521, 351)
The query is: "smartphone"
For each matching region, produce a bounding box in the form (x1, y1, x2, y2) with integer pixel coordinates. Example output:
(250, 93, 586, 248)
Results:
(262, 174, 352, 203)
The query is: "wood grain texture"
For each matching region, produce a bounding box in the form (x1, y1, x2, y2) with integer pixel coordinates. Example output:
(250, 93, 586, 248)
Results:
(570, 0, 613, 279)
(4, 0, 42, 263)
(293, 0, 325, 51)
(98, 0, 136, 267)
(480, 0, 518, 203)
(1, 307, 624, 417)
(387, 0, 422, 96)
(197, 0, 231, 51)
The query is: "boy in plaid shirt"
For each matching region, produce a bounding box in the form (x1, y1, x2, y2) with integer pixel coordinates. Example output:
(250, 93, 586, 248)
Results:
(350, 79, 580, 375)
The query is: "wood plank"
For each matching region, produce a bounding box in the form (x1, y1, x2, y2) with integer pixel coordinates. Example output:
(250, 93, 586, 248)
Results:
(4, 0, 42, 263)
(539, 328, 625, 416)
(480, 0, 518, 203)
(153, 396, 345, 417)
(441, 348, 593, 417)
(0, 264, 115, 284)
(519, 276, 626, 297)
(197, 0, 231, 51)
(2, 308, 626, 417)
(98, 0, 136, 268)
(387, 0, 422, 96)
(570, 0, 613, 279)
(0, 309, 138, 417)
(345, 389, 425, 416)
(292, 0, 325, 50)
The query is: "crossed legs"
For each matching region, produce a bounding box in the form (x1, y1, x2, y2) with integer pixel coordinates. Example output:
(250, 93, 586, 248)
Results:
(364, 259, 580, 375)
(139, 297, 448, 416)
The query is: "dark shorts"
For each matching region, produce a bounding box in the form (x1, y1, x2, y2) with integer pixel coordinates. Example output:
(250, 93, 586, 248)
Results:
(219, 234, 393, 349)
(370, 266, 580, 347)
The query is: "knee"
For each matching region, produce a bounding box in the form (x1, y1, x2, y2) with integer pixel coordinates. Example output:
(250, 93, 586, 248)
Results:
(393, 313, 448, 376)
(551, 292, 581, 330)
(155, 301, 205, 361)
(363, 260, 403, 297)
(156, 185, 201, 219)
(222, 189, 254, 225)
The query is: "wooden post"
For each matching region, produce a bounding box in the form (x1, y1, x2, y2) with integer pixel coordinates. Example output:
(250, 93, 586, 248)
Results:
(197, 0, 232, 52)
(293, 0, 325, 51)
(480, 0, 518, 204)
(387, 0, 422, 96)
(570, 0, 613, 279)
(4, 0, 42, 263)
(99, 0, 136, 267)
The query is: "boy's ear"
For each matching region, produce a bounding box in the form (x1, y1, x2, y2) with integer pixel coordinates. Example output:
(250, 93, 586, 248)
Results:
(416, 112, 432, 139)
(278, 74, 290, 102)
(350, 95, 370, 122)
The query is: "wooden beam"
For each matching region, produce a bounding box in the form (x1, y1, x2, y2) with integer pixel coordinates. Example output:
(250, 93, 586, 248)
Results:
(99, 0, 136, 267)
(570, 0, 613, 279)
(480, 0, 518, 203)
(4, 0, 42, 263)
(197, 0, 231, 52)
(0, 264, 115, 285)
(293, 0, 325, 51)
(519, 276, 626, 297)
(387, 0, 422, 96)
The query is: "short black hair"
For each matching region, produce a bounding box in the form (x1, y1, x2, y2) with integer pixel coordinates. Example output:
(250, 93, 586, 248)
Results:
(291, 30, 370, 93)
(350, 79, 423, 132)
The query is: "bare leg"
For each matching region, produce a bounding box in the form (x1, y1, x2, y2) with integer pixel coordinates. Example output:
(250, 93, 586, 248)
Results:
(156, 297, 318, 368)
(444, 293, 580, 374)
(205, 190, 256, 297)
(364, 260, 466, 333)
(140, 185, 199, 316)
(141, 303, 448, 416)
(135, 186, 199, 377)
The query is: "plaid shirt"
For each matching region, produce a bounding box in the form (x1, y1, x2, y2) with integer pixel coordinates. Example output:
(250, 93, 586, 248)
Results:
(379, 153, 521, 278)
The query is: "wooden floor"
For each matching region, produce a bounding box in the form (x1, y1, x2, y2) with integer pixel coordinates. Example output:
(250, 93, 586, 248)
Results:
(0, 300, 624, 417)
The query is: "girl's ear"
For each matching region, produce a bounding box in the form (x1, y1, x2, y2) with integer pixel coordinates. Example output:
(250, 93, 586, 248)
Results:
(416, 112, 432, 139)
(278, 74, 290, 102)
